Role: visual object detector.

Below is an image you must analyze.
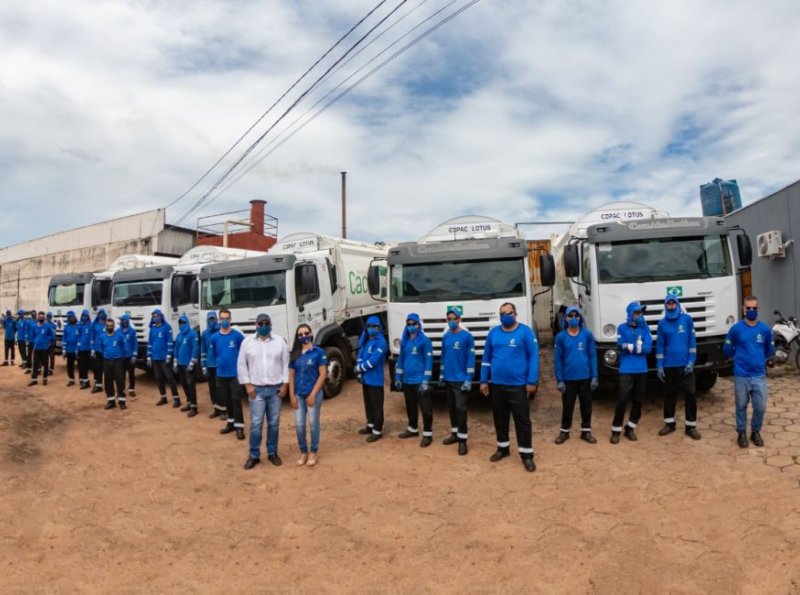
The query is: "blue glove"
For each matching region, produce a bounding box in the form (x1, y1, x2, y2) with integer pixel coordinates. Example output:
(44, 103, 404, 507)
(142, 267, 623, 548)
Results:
(393, 380, 403, 391)
(684, 364, 694, 376)
(420, 381, 429, 393)
(460, 380, 471, 392)
(590, 378, 599, 391)
(146, 357, 152, 368)
(557, 381, 566, 393)
(657, 368, 665, 382)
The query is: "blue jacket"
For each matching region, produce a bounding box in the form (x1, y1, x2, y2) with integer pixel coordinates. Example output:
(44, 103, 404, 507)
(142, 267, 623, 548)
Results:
(32, 321, 57, 350)
(723, 320, 775, 377)
(210, 328, 245, 378)
(148, 310, 174, 361)
(3, 312, 16, 339)
(356, 315, 387, 387)
(98, 329, 125, 359)
(656, 296, 697, 369)
(16, 314, 26, 341)
(174, 315, 199, 366)
(480, 323, 539, 386)
(26, 317, 38, 343)
(554, 306, 598, 382)
(62, 311, 80, 354)
(118, 314, 138, 359)
(440, 327, 476, 383)
(395, 313, 433, 384)
(200, 313, 219, 368)
(77, 310, 93, 352)
(617, 302, 652, 374)
(90, 310, 108, 352)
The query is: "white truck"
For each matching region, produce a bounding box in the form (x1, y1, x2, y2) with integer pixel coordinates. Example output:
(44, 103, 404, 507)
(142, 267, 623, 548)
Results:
(548, 201, 753, 391)
(47, 254, 178, 349)
(198, 233, 389, 397)
(366, 215, 554, 384)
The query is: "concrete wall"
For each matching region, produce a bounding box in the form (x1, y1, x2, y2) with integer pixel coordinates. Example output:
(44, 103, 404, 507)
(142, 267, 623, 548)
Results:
(726, 179, 800, 320)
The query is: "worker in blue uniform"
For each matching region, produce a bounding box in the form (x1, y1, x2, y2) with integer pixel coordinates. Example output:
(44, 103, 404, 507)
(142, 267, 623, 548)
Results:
(438, 307, 476, 455)
(394, 313, 434, 446)
(611, 301, 652, 444)
(355, 315, 387, 443)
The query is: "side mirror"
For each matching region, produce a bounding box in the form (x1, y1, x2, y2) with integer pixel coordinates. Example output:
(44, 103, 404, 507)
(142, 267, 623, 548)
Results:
(367, 265, 381, 298)
(170, 277, 183, 312)
(539, 254, 555, 287)
(91, 282, 102, 306)
(564, 244, 580, 278)
(190, 279, 199, 307)
(737, 234, 752, 267)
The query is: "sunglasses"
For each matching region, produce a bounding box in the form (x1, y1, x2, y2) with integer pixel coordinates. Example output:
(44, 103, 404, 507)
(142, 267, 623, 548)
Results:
(566, 313, 579, 318)
(297, 332, 311, 337)
(406, 321, 418, 326)
(257, 321, 271, 327)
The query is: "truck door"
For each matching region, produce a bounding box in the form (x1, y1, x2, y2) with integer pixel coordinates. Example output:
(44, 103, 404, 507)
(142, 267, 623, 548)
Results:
(294, 262, 333, 334)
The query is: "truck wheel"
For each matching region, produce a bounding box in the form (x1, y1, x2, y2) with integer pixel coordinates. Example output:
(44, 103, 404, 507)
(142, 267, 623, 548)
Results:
(695, 371, 717, 393)
(323, 346, 345, 399)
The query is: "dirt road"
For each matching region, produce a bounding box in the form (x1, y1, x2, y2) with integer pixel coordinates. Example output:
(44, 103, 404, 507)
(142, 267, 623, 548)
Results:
(2, 350, 800, 593)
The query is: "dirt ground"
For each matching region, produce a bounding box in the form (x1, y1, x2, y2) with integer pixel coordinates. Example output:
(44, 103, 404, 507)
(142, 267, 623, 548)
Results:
(2, 342, 800, 594)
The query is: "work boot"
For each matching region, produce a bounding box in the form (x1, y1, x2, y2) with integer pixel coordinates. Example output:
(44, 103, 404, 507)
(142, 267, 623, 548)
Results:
(209, 409, 222, 419)
(489, 448, 510, 463)
(442, 433, 458, 445)
(104, 401, 116, 410)
(180, 403, 191, 412)
(658, 424, 676, 436)
(187, 409, 197, 418)
(458, 441, 468, 456)
(268, 454, 282, 466)
(172, 398, 181, 409)
(91, 385, 102, 394)
(1, 361, 8, 366)
(580, 431, 597, 444)
(220, 424, 235, 434)
(398, 429, 419, 439)
(366, 433, 382, 443)
(128, 389, 136, 397)
(42, 378, 48, 386)
(67, 379, 75, 387)
(750, 431, 764, 447)
(155, 397, 168, 406)
(28, 380, 38, 386)
(80, 381, 89, 390)
(235, 429, 245, 440)
(685, 427, 701, 440)
(610, 432, 620, 444)
(420, 436, 432, 448)
(624, 426, 638, 442)
(554, 431, 569, 445)
(243, 457, 259, 470)
(119, 402, 127, 410)
(357, 426, 373, 435)
(522, 457, 536, 473)
(737, 432, 748, 448)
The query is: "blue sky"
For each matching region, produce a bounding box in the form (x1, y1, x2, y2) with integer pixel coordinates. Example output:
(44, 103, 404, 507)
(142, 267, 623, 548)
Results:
(1, 0, 799, 247)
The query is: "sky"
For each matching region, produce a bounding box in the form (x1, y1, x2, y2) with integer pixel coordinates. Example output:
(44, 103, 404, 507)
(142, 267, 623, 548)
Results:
(2, 0, 799, 247)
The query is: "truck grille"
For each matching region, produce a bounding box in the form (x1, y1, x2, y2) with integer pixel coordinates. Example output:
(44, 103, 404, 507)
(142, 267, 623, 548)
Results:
(638, 296, 714, 338)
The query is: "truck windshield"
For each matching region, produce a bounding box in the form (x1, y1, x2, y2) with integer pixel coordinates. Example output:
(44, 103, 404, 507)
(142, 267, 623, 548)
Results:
(112, 281, 163, 306)
(390, 258, 525, 303)
(595, 235, 732, 284)
(48, 283, 86, 307)
(201, 271, 287, 309)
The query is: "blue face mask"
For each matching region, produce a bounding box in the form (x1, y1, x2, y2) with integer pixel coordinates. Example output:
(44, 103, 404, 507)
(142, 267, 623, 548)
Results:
(447, 320, 458, 331)
(299, 335, 313, 345)
(745, 309, 758, 321)
(406, 324, 418, 334)
(567, 317, 579, 328)
(179, 321, 187, 328)
(367, 326, 379, 337)
(121, 319, 129, 327)
(500, 313, 515, 328)
(220, 319, 231, 329)
(256, 325, 271, 336)
(208, 320, 218, 332)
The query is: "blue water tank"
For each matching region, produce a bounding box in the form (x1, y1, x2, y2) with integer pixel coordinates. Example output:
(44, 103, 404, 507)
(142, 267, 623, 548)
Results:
(699, 178, 742, 216)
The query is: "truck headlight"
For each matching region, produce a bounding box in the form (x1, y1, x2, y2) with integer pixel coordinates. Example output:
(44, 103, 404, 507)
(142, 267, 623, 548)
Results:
(603, 324, 616, 338)
(726, 316, 735, 326)
(603, 350, 618, 366)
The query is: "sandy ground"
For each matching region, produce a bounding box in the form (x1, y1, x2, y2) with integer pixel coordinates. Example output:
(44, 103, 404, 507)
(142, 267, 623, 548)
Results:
(2, 344, 800, 594)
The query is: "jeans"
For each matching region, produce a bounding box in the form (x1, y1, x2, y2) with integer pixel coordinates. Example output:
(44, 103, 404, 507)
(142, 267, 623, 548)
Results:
(734, 376, 768, 432)
(295, 390, 323, 453)
(248, 385, 282, 459)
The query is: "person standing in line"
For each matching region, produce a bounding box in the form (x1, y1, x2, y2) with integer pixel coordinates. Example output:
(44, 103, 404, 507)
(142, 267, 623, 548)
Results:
(201, 312, 224, 420)
(288, 324, 327, 467)
(25, 310, 37, 374)
(723, 296, 775, 448)
(656, 295, 701, 440)
(16, 309, 27, 369)
(98, 317, 127, 410)
(147, 309, 180, 407)
(118, 314, 139, 398)
(239, 313, 289, 469)
(45, 312, 58, 374)
(89, 309, 108, 393)
(355, 315, 388, 443)
(212, 308, 246, 440)
(438, 307, 476, 454)
(174, 314, 200, 417)
(610, 301, 652, 444)
(3, 309, 16, 366)
(61, 311, 80, 387)
(480, 303, 539, 473)
(77, 310, 93, 389)
(393, 313, 434, 445)
(28, 311, 56, 386)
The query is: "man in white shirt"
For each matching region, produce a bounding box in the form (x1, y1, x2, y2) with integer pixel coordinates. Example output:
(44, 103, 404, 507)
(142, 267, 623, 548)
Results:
(237, 313, 290, 470)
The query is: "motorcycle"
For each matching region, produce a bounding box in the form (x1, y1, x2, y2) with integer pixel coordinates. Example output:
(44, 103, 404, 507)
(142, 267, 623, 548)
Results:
(771, 310, 800, 369)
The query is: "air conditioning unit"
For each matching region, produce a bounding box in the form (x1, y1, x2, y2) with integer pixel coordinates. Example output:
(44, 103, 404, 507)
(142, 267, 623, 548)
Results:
(756, 230, 786, 258)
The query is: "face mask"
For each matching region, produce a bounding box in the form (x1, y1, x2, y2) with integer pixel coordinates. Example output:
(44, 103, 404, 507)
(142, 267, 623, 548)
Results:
(256, 325, 271, 336)
(367, 326, 379, 337)
(567, 317, 579, 328)
(220, 319, 231, 329)
(500, 313, 515, 328)
(447, 320, 458, 331)
(745, 309, 758, 321)
(406, 324, 418, 334)
(299, 335, 313, 345)
(208, 320, 218, 331)
(69, 317, 76, 324)
(37, 318, 45, 324)
(121, 319, 129, 327)
(106, 326, 114, 334)
(179, 321, 187, 328)
(632, 315, 642, 324)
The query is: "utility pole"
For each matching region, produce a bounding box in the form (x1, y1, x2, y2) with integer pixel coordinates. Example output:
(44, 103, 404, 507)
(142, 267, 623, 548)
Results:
(341, 171, 347, 239)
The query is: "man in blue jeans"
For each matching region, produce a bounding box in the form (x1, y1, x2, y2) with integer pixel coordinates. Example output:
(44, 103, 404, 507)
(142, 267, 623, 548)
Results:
(237, 313, 289, 470)
(723, 296, 775, 448)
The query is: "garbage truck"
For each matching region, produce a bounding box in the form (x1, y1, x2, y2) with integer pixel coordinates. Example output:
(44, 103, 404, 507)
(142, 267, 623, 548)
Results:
(547, 201, 752, 391)
(198, 233, 389, 397)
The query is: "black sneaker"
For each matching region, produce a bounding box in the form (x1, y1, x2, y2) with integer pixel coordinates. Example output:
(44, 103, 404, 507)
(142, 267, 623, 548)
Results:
(522, 457, 536, 473)
(235, 429, 245, 440)
(209, 409, 222, 419)
(750, 431, 764, 447)
(187, 409, 197, 418)
(172, 399, 181, 409)
(442, 434, 459, 445)
(658, 424, 676, 436)
(489, 448, 510, 463)
(119, 402, 127, 410)
(357, 426, 373, 435)
(267, 454, 282, 466)
(737, 432, 748, 448)
(420, 436, 432, 448)
(366, 433, 382, 443)
(156, 397, 168, 406)
(685, 427, 701, 440)
(458, 441, 468, 456)
(243, 457, 260, 470)
(67, 380, 75, 387)
(610, 432, 620, 444)
(28, 380, 38, 386)
(554, 431, 569, 445)
(624, 427, 638, 442)
(398, 430, 419, 439)
(220, 424, 235, 434)
(180, 403, 191, 412)
(104, 402, 116, 410)
(42, 378, 48, 386)
(580, 431, 597, 444)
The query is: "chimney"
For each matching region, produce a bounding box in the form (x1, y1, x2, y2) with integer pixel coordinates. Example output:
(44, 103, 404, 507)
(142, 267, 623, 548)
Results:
(250, 199, 265, 236)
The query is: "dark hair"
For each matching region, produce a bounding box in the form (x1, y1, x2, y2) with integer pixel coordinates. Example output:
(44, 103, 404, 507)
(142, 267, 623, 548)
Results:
(289, 324, 313, 362)
(218, 308, 232, 319)
(499, 302, 517, 314)
(743, 295, 758, 304)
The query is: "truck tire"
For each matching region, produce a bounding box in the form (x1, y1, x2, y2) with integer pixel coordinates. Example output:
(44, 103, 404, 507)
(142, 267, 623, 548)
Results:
(695, 371, 717, 393)
(323, 345, 345, 399)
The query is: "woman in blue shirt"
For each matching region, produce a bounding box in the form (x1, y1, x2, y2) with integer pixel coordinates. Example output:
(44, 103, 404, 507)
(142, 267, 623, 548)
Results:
(289, 324, 328, 467)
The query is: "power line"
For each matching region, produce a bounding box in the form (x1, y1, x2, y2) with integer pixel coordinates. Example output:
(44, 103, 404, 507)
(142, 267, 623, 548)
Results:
(165, 0, 393, 210)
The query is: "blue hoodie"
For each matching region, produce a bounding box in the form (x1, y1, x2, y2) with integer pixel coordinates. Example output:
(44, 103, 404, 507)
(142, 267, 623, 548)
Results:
(201, 312, 219, 368)
(440, 323, 476, 383)
(147, 309, 174, 361)
(32, 318, 57, 350)
(656, 296, 697, 369)
(26, 314, 38, 343)
(723, 319, 775, 377)
(77, 310, 93, 352)
(174, 315, 199, 366)
(554, 306, 598, 382)
(62, 311, 81, 355)
(395, 313, 433, 385)
(98, 326, 125, 359)
(118, 314, 139, 359)
(3, 310, 16, 339)
(617, 301, 652, 374)
(91, 309, 108, 352)
(480, 321, 539, 386)
(356, 315, 387, 387)
(16, 311, 26, 341)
